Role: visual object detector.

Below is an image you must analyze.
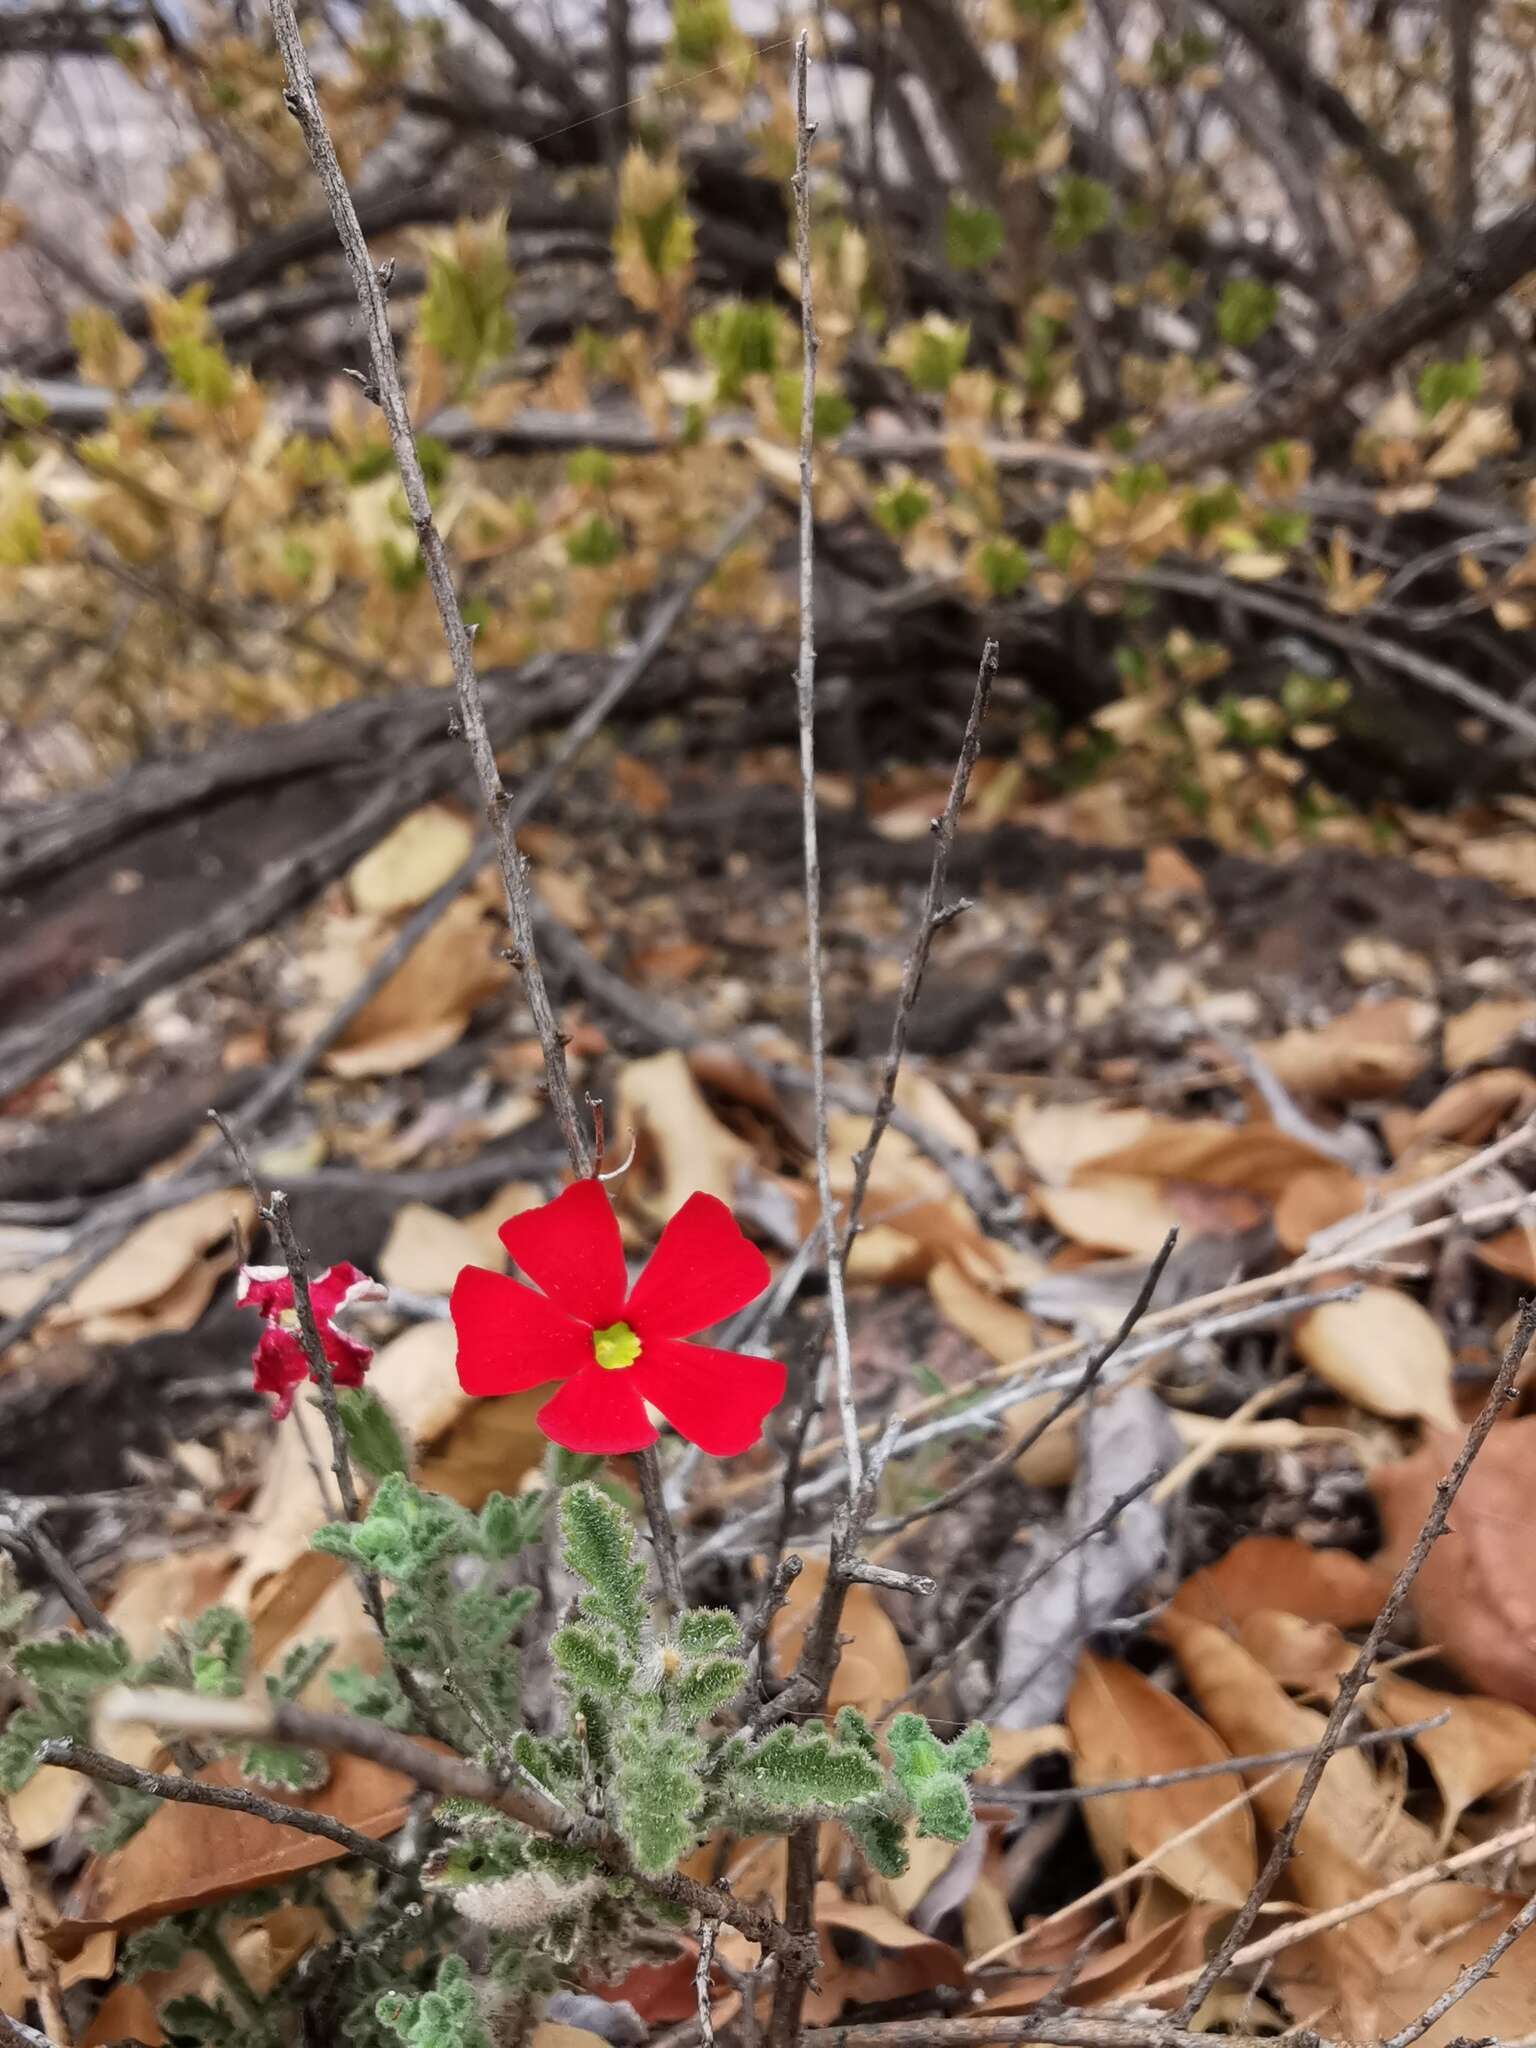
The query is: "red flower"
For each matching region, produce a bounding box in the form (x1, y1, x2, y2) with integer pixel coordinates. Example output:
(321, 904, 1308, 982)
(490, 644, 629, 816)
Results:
(237, 1261, 386, 1420)
(451, 1181, 784, 1456)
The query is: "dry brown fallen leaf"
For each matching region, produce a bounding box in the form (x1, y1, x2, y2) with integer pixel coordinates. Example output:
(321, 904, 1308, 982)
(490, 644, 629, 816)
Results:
(1090, 1116, 1336, 1200)
(1473, 1220, 1536, 1284)
(970, 1724, 1072, 1786)
(1255, 997, 1434, 1103)
(1371, 1418, 1536, 1710)
(1065, 1652, 1256, 1908)
(79, 1902, 335, 2045)
(0, 1910, 29, 2019)
(53, 1751, 419, 1951)
(1370, 1669, 1536, 1847)
(1170, 1534, 1391, 1629)
(1402, 1067, 1536, 1148)
(1161, 1610, 1434, 1893)
(617, 1048, 757, 1221)
(770, 1554, 909, 1718)
(1142, 843, 1205, 897)
(1273, 1880, 1536, 2048)
(377, 1198, 506, 1295)
(1033, 1173, 1183, 1257)
(1292, 1285, 1457, 1427)
(323, 897, 508, 1077)
(924, 1264, 1074, 1483)
(981, 1898, 1224, 2015)
(1012, 1100, 1156, 1186)
(1273, 1165, 1368, 1252)
(803, 1110, 1006, 1284)
(1444, 997, 1536, 1069)
(803, 1886, 967, 2024)
(1458, 832, 1536, 895)
(0, 1188, 257, 1332)
(347, 803, 475, 915)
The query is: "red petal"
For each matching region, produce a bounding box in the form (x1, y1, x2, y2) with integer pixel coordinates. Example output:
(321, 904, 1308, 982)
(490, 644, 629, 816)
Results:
(623, 1193, 771, 1339)
(310, 1262, 386, 1326)
(237, 1267, 292, 1319)
(451, 1265, 595, 1397)
(251, 1327, 307, 1420)
(537, 1365, 656, 1454)
(322, 1329, 373, 1388)
(498, 1181, 628, 1328)
(631, 1338, 785, 1457)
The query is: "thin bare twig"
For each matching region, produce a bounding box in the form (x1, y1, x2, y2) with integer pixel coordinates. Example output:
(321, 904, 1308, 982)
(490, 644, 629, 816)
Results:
(0, 1793, 69, 2045)
(869, 1229, 1177, 1539)
(788, 28, 860, 1501)
(885, 1466, 1163, 1721)
(1385, 1881, 1536, 2048)
(0, 2013, 53, 2048)
(695, 1917, 720, 2048)
(1135, 1808, 1536, 2004)
(0, 1498, 111, 1636)
(96, 1687, 815, 1968)
(36, 1738, 404, 1874)
(842, 638, 997, 1251)
(264, 0, 592, 1178)
(983, 1711, 1450, 1809)
(636, 1444, 685, 1622)
(740, 1553, 803, 1659)
(1173, 1292, 1536, 2022)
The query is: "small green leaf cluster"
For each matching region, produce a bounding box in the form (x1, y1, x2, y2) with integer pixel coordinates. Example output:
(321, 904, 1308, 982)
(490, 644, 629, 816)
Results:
(377, 1955, 491, 2048)
(314, 1473, 543, 1755)
(0, 1622, 129, 1797)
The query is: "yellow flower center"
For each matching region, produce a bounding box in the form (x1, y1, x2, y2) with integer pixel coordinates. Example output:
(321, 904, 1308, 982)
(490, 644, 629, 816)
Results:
(592, 1321, 642, 1371)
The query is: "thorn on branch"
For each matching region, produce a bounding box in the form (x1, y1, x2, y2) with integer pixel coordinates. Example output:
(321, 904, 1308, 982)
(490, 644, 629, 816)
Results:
(281, 84, 300, 116)
(341, 366, 381, 407)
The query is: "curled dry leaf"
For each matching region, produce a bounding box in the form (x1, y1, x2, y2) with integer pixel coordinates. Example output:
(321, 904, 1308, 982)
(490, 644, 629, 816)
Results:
(53, 1751, 419, 1951)
(1370, 1669, 1536, 1848)
(347, 803, 475, 915)
(1403, 1068, 1536, 1148)
(1293, 1286, 1457, 1426)
(1235, 1608, 1353, 1696)
(1444, 997, 1536, 1070)
(1170, 1534, 1391, 1629)
(1254, 997, 1434, 1103)
(1370, 1418, 1536, 1711)
(804, 1111, 1005, 1284)
(981, 1900, 1224, 2014)
(926, 1260, 1036, 1365)
(1160, 1611, 1434, 1896)
(770, 1554, 910, 1718)
(804, 1885, 967, 2024)
(1065, 1652, 1256, 1907)
(1273, 1881, 1536, 2048)
(617, 1049, 757, 1220)
(323, 897, 508, 1077)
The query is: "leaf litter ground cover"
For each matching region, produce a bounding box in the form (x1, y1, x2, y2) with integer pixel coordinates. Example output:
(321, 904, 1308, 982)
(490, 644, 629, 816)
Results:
(3, 733, 1536, 2047)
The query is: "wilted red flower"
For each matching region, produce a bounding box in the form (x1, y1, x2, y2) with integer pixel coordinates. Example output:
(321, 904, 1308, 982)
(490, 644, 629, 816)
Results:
(237, 1261, 386, 1420)
(451, 1181, 784, 1456)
